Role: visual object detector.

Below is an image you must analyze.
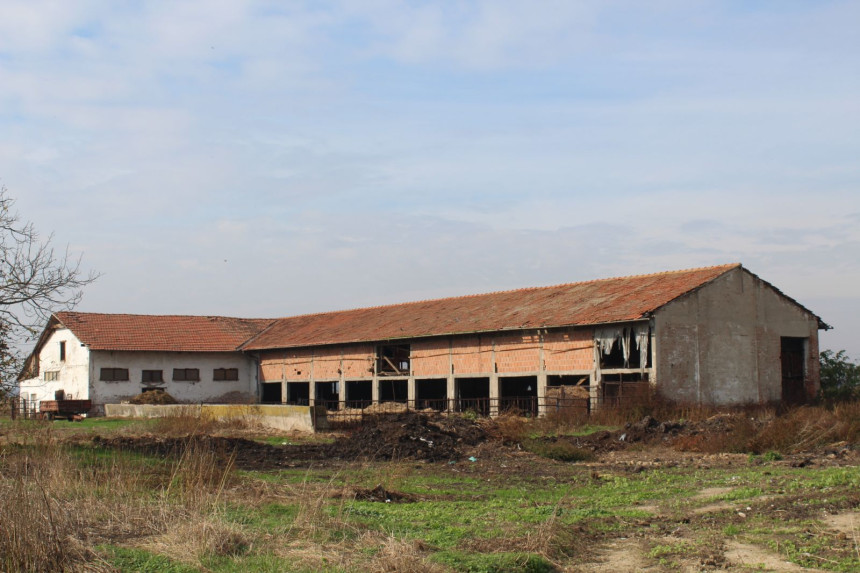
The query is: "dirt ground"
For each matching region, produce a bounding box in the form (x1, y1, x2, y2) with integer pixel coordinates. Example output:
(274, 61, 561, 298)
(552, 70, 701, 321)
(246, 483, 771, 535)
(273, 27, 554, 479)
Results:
(85, 412, 860, 571)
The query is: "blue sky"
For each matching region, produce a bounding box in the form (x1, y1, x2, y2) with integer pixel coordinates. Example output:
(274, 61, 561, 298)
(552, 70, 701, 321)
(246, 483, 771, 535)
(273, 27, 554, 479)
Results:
(1, 1, 858, 357)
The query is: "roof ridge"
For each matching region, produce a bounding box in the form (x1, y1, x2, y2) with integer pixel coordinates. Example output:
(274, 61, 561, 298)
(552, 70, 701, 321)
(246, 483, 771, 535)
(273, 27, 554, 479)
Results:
(267, 263, 741, 321)
(56, 311, 276, 321)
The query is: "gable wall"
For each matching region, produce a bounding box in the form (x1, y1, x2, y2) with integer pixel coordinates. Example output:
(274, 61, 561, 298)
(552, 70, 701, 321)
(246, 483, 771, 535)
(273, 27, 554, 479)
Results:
(18, 327, 90, 402)
(654, 268, 820, 405)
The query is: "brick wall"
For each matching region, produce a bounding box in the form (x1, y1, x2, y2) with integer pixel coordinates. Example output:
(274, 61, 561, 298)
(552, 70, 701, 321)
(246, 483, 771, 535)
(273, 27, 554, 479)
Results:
(312, 346, 342, 380)
(412, 338, 450, 377)
(495, 332, 541, 373)
(340, 344, 375, 379)
(544, 328, 594, 372)
(261, 328, 596, 384)
(451, 335, 494, 375)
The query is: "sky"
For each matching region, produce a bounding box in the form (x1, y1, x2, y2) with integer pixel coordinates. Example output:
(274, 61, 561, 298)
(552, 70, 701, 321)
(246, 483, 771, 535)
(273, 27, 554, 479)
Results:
(0, 1, 858, 358)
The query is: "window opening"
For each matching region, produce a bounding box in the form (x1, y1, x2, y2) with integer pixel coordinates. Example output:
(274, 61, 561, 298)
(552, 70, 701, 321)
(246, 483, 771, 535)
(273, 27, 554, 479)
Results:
(141, 370, 163, 384)
(173, 368, 200, 382)
(59, 341, 66, 361)
(44, 370, 60, 382)
(596, 325, 650, 369)
(376, 344, 410, 375)
(100, 368, 129, 382)
(214, 368, 239, 381)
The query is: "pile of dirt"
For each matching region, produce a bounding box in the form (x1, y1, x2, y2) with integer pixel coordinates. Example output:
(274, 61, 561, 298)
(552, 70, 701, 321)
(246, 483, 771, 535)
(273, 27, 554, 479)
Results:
(128, 390, 177, 405)
(349, 485, 416, 503)
(326, 412, 487, 461)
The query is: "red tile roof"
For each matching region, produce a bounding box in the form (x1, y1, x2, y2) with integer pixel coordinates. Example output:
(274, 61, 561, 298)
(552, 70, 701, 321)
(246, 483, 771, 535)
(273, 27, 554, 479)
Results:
(54, 312, 276, 352)
(243, 264, 741, 350)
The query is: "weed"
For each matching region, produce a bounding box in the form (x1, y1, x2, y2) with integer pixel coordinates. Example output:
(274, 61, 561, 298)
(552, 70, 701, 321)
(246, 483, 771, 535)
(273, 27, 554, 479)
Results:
(522, 438, 594, 462)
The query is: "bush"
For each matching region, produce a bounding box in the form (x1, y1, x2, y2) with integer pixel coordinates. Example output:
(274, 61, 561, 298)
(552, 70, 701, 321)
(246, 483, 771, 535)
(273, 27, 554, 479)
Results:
(819, 349, 860, 402)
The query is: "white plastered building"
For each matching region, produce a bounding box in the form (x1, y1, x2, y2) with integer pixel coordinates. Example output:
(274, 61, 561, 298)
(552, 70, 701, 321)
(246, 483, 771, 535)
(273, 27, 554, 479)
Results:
(18, 312, 274, 415)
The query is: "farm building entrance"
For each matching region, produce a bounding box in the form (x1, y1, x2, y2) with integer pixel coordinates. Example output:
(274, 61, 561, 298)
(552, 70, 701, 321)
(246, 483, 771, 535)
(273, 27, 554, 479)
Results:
(456, 377, 490, 416)
(261, 382, 282, 404)
(286, 382, 309, 405)
(346, 381, 371, 409)
(379, 379, 408, 403)
(316, 381, 339, 410)
(781, 337, 807, 405)
(499, 376, 538, 416)
(416, 378, 447, 410)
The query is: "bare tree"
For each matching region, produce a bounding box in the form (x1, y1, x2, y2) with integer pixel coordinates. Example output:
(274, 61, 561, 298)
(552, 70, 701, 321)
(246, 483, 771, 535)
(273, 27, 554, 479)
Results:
(1, 186, 98, 391)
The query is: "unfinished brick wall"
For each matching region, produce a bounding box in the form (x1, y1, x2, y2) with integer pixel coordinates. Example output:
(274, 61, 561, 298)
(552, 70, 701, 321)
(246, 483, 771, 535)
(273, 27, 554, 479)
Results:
(495, 332, 541, 373)
(544, 328, 594, 372)
(312, 346, 342, 380)
(260, 350, 287, 382)
(412, 339, 450, 377)
(340, 344, 375, 379)
(451, 335, 494, 375)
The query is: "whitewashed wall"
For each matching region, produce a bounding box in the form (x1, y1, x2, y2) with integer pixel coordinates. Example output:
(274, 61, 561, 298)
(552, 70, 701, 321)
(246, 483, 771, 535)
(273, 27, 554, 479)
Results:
(90, 350, 258, 408)
(18, 328, 90, 402)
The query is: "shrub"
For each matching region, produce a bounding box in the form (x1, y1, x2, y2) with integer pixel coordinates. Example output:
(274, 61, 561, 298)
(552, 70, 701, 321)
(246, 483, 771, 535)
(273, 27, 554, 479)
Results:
(819, 350, 860, 402)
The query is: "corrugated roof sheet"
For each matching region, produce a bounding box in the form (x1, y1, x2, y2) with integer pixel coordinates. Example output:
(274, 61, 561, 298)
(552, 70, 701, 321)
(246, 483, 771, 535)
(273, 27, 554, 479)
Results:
(243, 264, 741, 350)
(55, 312, 276, 352)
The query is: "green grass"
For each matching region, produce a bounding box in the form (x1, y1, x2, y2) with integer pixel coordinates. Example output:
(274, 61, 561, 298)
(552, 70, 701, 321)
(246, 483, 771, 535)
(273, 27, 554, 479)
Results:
(100, 546, 199, 573)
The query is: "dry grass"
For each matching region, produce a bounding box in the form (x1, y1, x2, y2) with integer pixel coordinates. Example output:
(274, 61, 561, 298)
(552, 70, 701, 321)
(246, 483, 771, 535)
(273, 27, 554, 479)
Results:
(0, 421, 242, 571)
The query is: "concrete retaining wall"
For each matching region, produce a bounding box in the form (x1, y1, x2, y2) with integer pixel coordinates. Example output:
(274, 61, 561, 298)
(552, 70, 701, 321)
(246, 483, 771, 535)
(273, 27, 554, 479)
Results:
(104, 403, 324, 433)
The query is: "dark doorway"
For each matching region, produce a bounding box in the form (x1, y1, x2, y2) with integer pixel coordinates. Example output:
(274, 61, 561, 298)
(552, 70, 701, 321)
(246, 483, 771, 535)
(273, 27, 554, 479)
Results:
(456, 377, 490, 416)
(379, 379, 408, 403)
(286, 382, 310, 405)
(316, 381, 339, 410)
(416, 379, 447, 410)
(346, 380, 372, 409)
(546, 375, 590, 417)
(261, 382, 282, 404)
(499, 376, 538, 416)
(781, 337, 807, 405)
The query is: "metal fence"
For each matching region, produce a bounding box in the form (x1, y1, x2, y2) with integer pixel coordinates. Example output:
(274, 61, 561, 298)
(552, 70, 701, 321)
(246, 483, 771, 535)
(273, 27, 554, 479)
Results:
(6, 398, 40, 420)
(309, 396, 591, 428)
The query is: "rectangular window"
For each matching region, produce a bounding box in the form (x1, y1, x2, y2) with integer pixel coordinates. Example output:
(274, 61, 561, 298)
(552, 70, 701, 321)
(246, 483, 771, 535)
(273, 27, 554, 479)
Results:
(59, 341, 66, 361)
(100, 368, 129, 382)
(213, 368, 239, 381)
(141, 370, 164, 383)
(376, 344, 411, 375)
(44, 370, 59, 382)
(173, 368, 200, 382)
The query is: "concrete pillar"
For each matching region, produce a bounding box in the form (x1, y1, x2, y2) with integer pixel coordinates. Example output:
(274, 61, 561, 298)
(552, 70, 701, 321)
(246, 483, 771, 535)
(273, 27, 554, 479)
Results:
(280, 380, 286, 404)
(489, 373, 499, 416)
(537, 330, 547, 416)
(407, 376, 416, 407)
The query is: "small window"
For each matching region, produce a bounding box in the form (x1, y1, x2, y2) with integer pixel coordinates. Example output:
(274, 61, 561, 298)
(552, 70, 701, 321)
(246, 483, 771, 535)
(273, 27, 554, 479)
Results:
(213, 368, 239, 381)
(59, 341, 66, 361)
(100, 368, 129, 382)
(173, 368, 200, 382)
(141, 370, 164, 383)
(44, 370, 60, 382)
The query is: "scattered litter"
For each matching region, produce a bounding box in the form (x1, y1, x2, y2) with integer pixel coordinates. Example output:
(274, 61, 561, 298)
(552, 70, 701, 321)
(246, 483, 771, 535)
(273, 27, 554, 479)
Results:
(468, 456, 478, 463)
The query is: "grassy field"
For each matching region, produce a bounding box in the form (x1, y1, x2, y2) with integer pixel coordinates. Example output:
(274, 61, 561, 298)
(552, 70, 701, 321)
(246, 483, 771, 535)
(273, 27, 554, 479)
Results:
(1, 407, 859, 572)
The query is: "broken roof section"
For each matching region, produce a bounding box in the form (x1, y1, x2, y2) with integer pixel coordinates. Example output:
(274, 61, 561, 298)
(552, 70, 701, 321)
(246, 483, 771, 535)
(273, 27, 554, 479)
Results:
(53, 312, 276, 352)
(244, 264, 745, 350)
